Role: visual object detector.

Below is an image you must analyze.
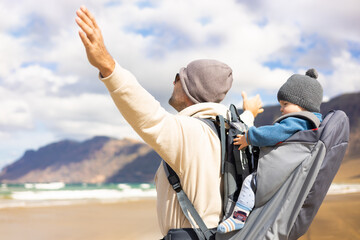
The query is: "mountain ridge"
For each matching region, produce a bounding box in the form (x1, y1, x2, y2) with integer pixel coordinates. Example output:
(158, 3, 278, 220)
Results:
(1, 91, 359, 183)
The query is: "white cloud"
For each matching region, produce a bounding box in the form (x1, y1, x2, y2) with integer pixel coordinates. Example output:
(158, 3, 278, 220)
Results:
(241, 0, 360, 41)
(0, 85, 33, 130)
(0, 34, 27, 78)
(324, 51, 360, 97)
(91, 0, 306, 99)
(0, 0, 359, 168)
(3, 65, 78, 94)
(0, 100, 33, 129)
(32, 93, 127, 129)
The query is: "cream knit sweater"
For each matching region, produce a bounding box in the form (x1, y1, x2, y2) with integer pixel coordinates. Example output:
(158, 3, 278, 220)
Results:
(100, 62, 254, 236)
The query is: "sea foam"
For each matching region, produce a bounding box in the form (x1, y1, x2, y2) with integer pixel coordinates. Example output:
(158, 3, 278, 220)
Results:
(1, 182, 360, 209)
(327, 183, 360, 195)
(0, 182, 156, 209)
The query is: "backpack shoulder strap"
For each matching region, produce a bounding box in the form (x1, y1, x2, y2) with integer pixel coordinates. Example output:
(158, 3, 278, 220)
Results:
(162, 161, 216, 240)
(198, 117, 226, 174)
(197, 118, 220, 137)
(273, 111, 321, 129)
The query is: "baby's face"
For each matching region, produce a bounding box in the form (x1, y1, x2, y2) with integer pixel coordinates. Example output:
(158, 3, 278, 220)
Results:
(279, 100, 305, 115)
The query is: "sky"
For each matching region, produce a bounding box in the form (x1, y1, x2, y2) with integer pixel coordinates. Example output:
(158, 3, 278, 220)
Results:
(0, 0, 359, 169)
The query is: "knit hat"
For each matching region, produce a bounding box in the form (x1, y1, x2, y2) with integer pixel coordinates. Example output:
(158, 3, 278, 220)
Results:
(178, 59, 233, 103)
(277, 69, 323, 112)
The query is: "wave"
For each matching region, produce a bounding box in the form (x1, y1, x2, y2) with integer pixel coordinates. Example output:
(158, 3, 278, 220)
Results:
(1, 182, 359, 209)
(327, 183, 360, 195)
(11, 188, 156, 201)
(0, 182, 156, 209)
(24, 182, 65, 190)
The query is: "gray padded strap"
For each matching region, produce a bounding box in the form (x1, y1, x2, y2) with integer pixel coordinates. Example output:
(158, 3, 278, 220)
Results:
(273, 111, 320, 128)
(176, 190, 214, 240)
(162, 161, 214, 240)
(229, 104, 239, 122)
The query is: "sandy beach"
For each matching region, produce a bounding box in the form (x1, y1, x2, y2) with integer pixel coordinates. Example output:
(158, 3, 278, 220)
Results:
(0, 198, 162, 240)
(299, 192, 360, 240)
(1, 193, 359, 240)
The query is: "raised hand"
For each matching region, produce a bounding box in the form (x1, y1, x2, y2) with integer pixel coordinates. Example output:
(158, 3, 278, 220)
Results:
(242, 91, 264, 118)
(76, 6, 115, 77)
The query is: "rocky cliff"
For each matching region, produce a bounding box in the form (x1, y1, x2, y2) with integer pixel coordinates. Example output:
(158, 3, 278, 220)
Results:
(0, 92, 359, 183)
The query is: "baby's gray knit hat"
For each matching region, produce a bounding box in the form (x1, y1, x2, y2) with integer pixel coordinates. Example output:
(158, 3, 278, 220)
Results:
(277, 69, 323, 112)
(179, 59, 233, 103)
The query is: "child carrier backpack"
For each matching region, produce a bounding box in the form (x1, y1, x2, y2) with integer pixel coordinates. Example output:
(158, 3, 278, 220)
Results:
(221, 110, 349, 240)
(163, 104, 259, 240)
(164, 108, 349, 240)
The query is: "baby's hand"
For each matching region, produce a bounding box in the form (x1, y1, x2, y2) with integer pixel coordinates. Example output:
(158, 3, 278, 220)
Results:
(233, 134, 249, 150)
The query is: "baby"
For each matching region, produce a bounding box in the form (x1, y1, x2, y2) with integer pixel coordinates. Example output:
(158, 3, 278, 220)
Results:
(217, 69, 323, 233)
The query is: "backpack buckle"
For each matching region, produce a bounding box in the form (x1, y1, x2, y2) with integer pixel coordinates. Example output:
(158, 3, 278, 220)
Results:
(172, 182, 182, 193)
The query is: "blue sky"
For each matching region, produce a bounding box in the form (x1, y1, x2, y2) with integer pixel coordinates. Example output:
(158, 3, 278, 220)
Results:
(0, 0, 360, 169)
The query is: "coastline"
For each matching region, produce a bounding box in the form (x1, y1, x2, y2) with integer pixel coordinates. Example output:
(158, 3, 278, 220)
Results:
(1, 186, 360, 240)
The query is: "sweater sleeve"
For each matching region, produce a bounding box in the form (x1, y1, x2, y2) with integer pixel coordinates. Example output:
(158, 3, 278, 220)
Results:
(98, 62, 210, 174)
(248, 117, 311, 147)
(239, 110, 254, 128)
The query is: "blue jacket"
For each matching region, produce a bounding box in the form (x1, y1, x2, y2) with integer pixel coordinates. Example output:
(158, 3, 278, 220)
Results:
(247, 112, 323, 147)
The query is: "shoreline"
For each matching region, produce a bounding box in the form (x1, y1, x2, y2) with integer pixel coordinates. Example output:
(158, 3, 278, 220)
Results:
(0, 182, 358, 209)
(1, 192, 359, 240)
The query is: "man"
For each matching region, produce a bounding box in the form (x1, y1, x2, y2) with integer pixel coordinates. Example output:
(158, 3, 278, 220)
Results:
(76, 6, 263, 239)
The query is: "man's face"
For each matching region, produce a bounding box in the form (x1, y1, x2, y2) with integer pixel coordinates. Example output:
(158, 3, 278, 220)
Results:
(169, 74, 191, 112)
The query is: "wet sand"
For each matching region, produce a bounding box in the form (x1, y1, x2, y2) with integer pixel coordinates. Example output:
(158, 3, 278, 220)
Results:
(299, 192, 360, 240)
(0, 193, 359, 240)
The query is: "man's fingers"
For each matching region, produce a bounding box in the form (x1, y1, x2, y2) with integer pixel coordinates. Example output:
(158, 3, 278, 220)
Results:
(81, 5, 99, 29)
(76, 8, 98, 42)
(77, 7, 95, 29)
(78, 30, 91, 48)
(241, 91, 248, 101)
(255, 94, 263, 109)
(75, 16, 94, 40)
(255, 94, 263, 105)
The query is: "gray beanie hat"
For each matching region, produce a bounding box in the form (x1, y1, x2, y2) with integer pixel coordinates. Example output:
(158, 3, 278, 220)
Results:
(179, 59, 233, 103)
(277, 69, 323, 112)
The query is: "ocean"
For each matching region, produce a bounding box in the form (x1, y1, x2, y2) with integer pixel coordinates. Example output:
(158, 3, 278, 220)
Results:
(0, 182, 156, 209)
(1, 182, 359, 209)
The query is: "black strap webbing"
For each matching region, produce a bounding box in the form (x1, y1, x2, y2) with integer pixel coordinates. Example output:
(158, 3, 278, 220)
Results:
(216, 115, 226, 174)
(198, 117, 225, 174)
